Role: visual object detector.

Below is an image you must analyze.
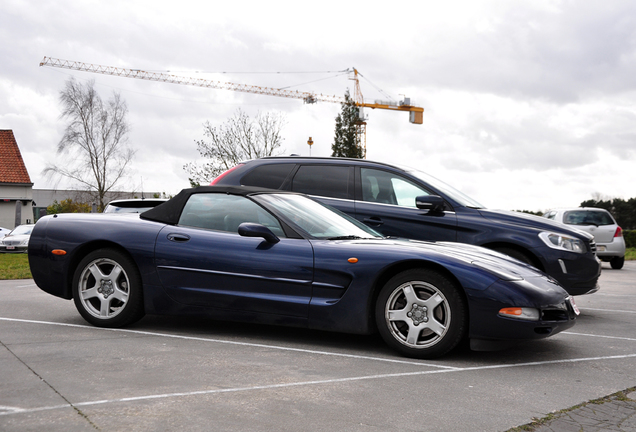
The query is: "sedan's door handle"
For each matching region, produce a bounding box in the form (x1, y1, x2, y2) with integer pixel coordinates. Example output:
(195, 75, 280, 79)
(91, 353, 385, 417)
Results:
(363, 217, 384, 226)
(167, 233, 191, 243)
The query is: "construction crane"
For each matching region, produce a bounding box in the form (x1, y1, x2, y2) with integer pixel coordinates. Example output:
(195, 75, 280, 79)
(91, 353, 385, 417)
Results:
(39, 57, 424, 157)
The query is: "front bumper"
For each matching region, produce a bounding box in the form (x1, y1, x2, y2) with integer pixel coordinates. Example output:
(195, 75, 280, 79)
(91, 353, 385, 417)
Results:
(538, 247, 601, 296)
(0, 245, 28, 253)
(467, 277, 578, 343)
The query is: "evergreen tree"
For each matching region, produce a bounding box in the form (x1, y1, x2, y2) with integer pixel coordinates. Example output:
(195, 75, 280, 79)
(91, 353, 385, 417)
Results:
(331, 90, 363, 158)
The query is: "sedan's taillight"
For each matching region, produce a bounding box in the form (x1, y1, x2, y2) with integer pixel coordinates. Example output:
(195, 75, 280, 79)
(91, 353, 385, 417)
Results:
(615, 226, 623, 238)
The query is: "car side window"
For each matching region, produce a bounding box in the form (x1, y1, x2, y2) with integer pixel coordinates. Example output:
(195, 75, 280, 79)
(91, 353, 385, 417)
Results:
(291, 165, 352, 199)
(360, 168, 430, 208)
(178, 194, 286, 237)
(240, 164, 295, 190)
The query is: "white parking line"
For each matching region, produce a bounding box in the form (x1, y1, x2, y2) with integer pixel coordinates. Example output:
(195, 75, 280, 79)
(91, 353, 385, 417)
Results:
(0, 317, 460, 369)
(3, 353, 636, 417)
(563, 331, 636, 342)
(582, 307, 636, 314)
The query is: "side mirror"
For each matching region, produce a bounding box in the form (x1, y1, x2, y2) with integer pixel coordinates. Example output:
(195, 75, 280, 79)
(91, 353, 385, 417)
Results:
(415, 195, 445, 213)
(238, 222, 280, 244)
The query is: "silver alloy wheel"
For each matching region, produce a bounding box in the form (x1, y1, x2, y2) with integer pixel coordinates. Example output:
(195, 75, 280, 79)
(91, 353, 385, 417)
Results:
(384, 280, 451, 349)
(77, 257, 131, 320)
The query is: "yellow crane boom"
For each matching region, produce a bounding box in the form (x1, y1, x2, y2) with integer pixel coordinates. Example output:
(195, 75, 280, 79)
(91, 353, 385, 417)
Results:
(39, 57, 424, 156)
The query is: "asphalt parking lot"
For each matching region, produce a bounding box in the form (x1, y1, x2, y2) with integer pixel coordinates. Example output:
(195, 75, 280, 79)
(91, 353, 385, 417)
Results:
(1, 262, 635, 431)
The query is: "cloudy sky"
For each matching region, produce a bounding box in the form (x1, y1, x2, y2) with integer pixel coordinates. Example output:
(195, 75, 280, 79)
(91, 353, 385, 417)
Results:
(2, 0, 635, 211)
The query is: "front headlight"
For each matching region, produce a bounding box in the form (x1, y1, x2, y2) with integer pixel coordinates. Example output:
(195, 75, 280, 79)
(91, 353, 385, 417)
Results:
(539, 232, 586, 254)
(20, 239, 29, 246)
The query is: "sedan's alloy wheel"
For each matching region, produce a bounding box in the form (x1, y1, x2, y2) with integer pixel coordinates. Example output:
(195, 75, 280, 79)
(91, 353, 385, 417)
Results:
(385, 280, 450, 348)
(376, 269, 466, 359)
(77, 257, 130, 319)
(72, 248, 145, 327)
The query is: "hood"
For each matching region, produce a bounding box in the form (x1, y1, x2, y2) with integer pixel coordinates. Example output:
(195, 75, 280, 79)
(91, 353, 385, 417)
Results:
(478, 209, 594, 241)
(342, 237, 549, 281)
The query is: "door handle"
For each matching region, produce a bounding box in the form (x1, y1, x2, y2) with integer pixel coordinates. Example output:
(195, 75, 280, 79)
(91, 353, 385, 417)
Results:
(167, 233, 191, 242)
(363, 217, 384, 226)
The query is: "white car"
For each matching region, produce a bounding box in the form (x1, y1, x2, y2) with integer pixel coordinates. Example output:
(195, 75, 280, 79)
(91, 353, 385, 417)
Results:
(0, 224, 35, 253)
(0, 227, 11, 238)
(103, 198, 167, 214)
(544, 208, 626, 269)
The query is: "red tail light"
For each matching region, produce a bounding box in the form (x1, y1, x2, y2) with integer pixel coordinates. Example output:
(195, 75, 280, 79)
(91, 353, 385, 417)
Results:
(614, 226, 623, 238)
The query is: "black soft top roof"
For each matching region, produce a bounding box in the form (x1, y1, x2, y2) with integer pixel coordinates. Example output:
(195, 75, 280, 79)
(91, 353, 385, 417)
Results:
(139, 185, 290, 225)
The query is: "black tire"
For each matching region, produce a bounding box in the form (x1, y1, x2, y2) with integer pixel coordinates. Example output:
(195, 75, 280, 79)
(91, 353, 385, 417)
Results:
(72, 248, 145, 327)
(610, 256, 625, 270)
(491, 246, 534, 267)
(375, 269, 467, 359)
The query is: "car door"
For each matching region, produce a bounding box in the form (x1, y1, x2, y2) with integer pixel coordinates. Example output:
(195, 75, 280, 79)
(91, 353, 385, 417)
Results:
(354, 167, 458, 241)
(154, 193, 314, 317)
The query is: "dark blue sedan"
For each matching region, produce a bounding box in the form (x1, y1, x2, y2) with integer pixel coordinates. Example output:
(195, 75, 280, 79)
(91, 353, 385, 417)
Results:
(28, 186, 578, 358)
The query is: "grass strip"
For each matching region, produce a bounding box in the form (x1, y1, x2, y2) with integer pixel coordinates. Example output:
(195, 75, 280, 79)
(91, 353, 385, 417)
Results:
(0, 253, 32, 280)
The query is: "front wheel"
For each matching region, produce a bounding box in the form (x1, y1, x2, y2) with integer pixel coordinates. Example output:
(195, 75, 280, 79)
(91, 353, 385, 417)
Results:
(375, 269, 467, 359)
(72, 248, 145, 327)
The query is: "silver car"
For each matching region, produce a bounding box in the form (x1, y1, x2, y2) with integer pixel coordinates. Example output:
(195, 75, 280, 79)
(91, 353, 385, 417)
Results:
(0, 227, 11, 239)
(103, 198, 167, 214)
(544, 208, 626, 269)
(0, 224, 35, 253)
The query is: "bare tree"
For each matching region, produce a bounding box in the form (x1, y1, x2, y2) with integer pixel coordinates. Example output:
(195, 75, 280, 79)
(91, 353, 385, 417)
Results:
(44, 78, 135, 210)
(184, 109, 286, 186)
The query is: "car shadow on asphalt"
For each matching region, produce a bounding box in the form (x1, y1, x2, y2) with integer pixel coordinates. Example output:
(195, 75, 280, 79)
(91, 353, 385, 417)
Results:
(121, 314, 573, 364)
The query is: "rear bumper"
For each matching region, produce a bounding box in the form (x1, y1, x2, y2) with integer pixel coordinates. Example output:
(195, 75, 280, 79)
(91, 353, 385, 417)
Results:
(596, 237, 626, 259)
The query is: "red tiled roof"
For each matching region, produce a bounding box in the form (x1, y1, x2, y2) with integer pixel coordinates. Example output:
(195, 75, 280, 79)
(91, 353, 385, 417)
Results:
(0, 130, 32, 184)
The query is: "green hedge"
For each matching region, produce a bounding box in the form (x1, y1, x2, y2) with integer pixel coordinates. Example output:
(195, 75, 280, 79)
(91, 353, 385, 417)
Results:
(625, 230, 636, 248)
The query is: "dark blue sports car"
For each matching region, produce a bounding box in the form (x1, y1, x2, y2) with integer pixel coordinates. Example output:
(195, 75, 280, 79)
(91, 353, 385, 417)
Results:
(28, 186, 578, 358)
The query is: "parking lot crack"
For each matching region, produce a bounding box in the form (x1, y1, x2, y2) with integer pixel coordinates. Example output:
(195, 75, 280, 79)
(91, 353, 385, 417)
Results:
(0, 339, 101, 430)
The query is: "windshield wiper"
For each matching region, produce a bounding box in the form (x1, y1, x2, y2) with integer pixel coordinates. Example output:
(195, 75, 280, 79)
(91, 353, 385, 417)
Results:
(326, 235, 363, 240)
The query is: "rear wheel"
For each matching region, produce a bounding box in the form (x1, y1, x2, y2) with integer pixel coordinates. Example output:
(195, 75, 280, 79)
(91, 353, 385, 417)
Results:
(375, 269, 467, 359)
(72, 248, 145, 327)
(610, 256, 625, 270)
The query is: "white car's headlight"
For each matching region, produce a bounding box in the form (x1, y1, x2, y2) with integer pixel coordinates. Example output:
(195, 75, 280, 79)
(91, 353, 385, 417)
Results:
(539, 232, 586, 254)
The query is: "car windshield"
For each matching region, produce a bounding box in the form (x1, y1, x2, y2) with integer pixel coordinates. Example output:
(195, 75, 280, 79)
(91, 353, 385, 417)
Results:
(9, 225, 33, 236)
(400, 165, 485, 209)
(254, 194, 382, 240)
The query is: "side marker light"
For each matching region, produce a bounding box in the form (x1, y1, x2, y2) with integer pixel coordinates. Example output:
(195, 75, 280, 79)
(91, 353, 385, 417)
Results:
(348, 258, 358, 263)
(498, 307, 540, 321)
(52, 249, 67, 256)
